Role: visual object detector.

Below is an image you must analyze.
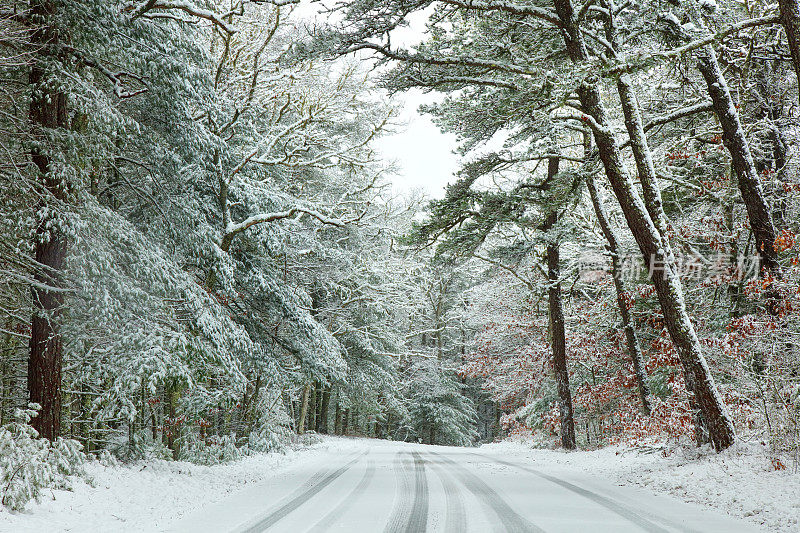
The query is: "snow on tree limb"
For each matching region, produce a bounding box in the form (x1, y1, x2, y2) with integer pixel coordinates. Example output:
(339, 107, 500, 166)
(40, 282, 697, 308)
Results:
(223, 207, 345, 243)
(344, 42, 536, 76)
(611, 14, 781, 74)
(435, 0, 562, 27)
(137, 1, 238, 33)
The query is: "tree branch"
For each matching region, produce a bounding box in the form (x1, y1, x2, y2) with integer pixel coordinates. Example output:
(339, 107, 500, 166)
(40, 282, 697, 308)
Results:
(344, 42, 536, 76)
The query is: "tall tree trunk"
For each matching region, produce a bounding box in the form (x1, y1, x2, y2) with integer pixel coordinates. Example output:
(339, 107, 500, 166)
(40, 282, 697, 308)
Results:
(166, 384, 180, 459)
(245, 374, 262, 434)
(768, 125, 789, 231)
(334, 402, 342, 435)
(309, 382, 317, 432)
(697, 46, 780, 277)
(342, 408, 350, 435)
(150, 400, 157, 442)
(318, 386, 331, 434)
(553, 0, 735, 451)
(297, 383, 311, 434)
(779, 0, 800, 106)
(752, 64, 790, 232)
(605, 9, 672, 256)
(543, 157, 577, 450)
(609, 0, 705, 436)
(28, 0, 69, 442)
(616, 75, 671, 247)
(586, 175, 652, 414)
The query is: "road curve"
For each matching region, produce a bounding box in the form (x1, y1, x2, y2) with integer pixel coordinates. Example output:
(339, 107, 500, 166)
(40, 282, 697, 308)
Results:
(172, 439, 765, 533)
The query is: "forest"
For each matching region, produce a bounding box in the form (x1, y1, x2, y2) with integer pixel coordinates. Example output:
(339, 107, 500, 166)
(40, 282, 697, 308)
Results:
(0, 0, 798, 514)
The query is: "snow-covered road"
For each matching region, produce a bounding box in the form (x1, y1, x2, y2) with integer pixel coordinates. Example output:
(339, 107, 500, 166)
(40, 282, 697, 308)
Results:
(172, 439, 763, 533)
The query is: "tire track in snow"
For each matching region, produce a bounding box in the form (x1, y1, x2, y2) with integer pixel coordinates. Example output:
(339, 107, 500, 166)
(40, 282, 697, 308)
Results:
(427, 457, 466, 533)
(409, 452, 430, 531)
(430, 452, 544, 533)
(306, 458, 376, 532)
(238, 451, 366, 533)
(472, 453, 691, 533)
(383, 451, 414, 533)
(384, 451, 429, 533)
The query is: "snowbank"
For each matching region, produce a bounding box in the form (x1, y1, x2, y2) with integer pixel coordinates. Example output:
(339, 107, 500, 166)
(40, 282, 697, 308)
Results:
(481, 439, 799, 532)
(0, 436, 365, 532)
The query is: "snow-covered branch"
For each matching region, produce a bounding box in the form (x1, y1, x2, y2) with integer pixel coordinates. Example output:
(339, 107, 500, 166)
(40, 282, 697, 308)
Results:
(344, 42, 536, 76)
(140, 1, 237, 33)
(611, 14, 781, 74)
(67, 47, 148, 99)
(221, 207, 345, 250)
(399, 73, 520, 90)
(643, 101, 714, 133)
(436, 0, 561, 27)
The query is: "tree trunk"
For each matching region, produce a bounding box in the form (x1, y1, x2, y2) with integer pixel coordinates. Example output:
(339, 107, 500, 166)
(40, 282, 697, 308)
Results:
(309, 382, 317, 432)
(150, 401, 157, 442)
(334, 402, 342, 435)
(244, 374, 262, 434)
(543, 157, 577, 450)
(318, 386, 331, 434)
(553, 0, 735, 451)
(609, 0, 705, 437)
(616, 75, 671, 247)
(297, 383, 311, 434)
(605, 10, 672, 259)
(768, 125, 789, 231)
(166, 384, 180, 459)
(586, 175, 652, 415)
(779, 0, 800, 106)
(27, 0, 69, 442)
(82, 385, 93, 451)
(697, 46, 780, 277)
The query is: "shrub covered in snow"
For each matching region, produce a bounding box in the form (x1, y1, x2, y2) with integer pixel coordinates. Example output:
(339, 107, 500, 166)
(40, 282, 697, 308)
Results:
(0, 406, 84, 510)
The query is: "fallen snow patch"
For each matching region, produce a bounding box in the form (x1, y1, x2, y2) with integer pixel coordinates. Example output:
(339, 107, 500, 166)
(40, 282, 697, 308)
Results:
(481, 439, 799, 532)
(0, 436, 366, 532)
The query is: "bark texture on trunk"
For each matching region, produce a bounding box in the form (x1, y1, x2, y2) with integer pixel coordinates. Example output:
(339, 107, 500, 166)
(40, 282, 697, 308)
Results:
(166, 385, 180, 458)
(297, 383, 310, 434)
(586, 175, 652, 415)
(543, 157, 577, 450)
(334, 402, 342, 435)
(309, 382, 318, 431)
(616, 76, 670, 247)
(342, 408, 350, 435)
(697, 46, 780, 276)
(318, 386, 331, 434)
(28, 0, 69, 441)
(553, 0, 735, 450)
(779, 0, 800, 107)
(607, 0, 706, 428)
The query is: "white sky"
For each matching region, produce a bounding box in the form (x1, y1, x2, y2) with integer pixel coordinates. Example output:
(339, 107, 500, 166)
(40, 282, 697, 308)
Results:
(375, 90, 460, 200)
(370, 8, 460, 201)
(291, 1, 460, 200)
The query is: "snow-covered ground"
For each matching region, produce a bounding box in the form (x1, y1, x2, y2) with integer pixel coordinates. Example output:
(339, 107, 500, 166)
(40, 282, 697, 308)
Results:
(0, 437, 366, 533)
(482, 439, 799, 533)
(0, 436, 795, 532)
